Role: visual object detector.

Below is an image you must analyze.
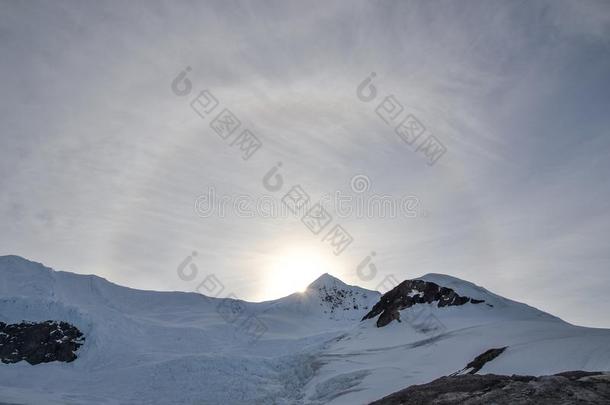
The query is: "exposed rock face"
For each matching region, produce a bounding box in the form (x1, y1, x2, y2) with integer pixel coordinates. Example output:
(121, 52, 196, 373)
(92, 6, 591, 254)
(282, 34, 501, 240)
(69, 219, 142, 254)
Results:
(315, 283, 370, 314)
(452, 347, 508, 375)
(369, 371, 610, 405)
(306, 274, 375, 319)
(0, 321, 85, 365)
(362, 279, 484, 327)
(317, 280, 368, 314)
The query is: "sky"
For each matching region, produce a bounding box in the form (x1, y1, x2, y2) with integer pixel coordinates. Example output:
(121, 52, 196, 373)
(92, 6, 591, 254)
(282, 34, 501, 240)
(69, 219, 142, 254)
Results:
(1, 0, 609, 327)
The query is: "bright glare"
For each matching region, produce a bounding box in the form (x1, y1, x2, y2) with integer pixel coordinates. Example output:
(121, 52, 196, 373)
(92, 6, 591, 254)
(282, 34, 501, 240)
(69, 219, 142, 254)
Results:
(261, 247, 335, 300)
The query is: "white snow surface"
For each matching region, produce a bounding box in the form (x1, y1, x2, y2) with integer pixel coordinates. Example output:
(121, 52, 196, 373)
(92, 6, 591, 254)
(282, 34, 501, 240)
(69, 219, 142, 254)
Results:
(1, 255, 609, 404)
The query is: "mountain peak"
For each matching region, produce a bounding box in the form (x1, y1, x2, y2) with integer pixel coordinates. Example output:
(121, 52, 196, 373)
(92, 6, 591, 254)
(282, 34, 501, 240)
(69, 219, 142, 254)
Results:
(362, 278, 487, 327)
(303, 272, 379, 320)
(306, 272, 346, 290)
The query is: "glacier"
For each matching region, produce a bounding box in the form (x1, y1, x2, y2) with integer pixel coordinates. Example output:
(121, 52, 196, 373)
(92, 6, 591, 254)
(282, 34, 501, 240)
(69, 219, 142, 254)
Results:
(1, 255, 609, 404)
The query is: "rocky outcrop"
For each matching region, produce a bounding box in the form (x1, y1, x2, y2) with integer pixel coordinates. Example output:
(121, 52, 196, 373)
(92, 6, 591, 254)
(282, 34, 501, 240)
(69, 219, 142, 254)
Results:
(315, 283, 370, 314)
(369, 371, 610, 405)
(306, 273, 375, 319)
(0, 320, 85, 365)
(452, 347, 508, 375)
(362, 279, 484, 327)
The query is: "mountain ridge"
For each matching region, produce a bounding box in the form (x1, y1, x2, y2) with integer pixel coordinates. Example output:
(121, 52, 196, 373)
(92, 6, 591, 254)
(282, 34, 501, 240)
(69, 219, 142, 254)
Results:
(1, 254, 608, 404)
(0, 256, 563, 317)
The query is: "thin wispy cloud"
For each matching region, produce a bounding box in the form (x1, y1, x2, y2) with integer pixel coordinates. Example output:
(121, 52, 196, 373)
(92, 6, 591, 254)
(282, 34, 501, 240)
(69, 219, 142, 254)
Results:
(1, 0, 609, 327)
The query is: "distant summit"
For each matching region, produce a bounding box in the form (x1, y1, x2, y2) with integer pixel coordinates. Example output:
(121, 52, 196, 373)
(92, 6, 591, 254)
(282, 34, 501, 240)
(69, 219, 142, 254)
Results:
(304, 272, 380, 319)
(306, 272, 349, 290)
(362, 278, 485, 327)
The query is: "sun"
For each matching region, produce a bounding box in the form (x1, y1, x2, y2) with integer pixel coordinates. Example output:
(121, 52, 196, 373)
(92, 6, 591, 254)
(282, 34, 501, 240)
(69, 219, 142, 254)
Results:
(261, 246, 336, 300)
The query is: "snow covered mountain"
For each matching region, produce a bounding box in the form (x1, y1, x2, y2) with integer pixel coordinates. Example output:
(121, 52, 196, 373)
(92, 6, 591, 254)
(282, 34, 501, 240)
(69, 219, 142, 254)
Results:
(262, 273, 380, 321)
(1, 255, 609, 404)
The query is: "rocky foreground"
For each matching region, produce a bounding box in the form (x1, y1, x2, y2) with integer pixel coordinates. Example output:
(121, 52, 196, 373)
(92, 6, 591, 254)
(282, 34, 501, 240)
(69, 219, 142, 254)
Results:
(369, 371, 610, 405)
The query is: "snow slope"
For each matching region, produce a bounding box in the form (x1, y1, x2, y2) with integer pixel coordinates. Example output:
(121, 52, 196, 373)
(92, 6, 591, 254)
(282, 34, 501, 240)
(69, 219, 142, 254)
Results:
(1, 255, 609, 404)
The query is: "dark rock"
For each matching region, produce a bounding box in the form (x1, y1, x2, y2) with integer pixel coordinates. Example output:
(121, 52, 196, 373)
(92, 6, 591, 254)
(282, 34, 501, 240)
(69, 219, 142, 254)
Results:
(465, 347, 507, 374)
(311, 284, 367, 315)
(452, 347, 508, 375)
(0, 320, 85, 365)
(362, 279, 484, 327)
(369, 371, 610, 405)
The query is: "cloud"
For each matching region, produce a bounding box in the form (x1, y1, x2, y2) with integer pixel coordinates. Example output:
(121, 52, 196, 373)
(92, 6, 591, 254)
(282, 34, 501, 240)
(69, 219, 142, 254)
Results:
(1, 0, 609, 327)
